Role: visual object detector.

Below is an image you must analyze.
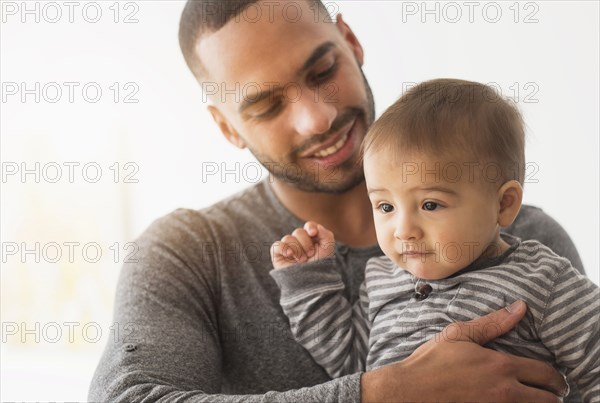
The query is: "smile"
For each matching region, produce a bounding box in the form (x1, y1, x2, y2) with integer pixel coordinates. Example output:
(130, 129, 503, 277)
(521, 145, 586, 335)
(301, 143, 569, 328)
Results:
(312, 132, 349, 158)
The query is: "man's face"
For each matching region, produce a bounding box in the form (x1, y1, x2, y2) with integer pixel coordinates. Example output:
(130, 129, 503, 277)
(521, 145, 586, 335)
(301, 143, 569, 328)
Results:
(198, 0, 374, 193)
(364, 149, 504, 280)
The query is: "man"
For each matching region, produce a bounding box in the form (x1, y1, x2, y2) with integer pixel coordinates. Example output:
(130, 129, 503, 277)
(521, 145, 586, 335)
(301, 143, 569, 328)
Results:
(89, 1, 584, 401)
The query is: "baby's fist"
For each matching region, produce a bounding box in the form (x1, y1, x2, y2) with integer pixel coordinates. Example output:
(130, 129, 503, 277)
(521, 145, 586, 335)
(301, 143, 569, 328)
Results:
(271, 221, 335, 269)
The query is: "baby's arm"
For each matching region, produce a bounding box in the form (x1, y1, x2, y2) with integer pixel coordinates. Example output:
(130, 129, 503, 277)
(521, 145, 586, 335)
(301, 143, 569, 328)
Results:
(540, 263, 600, 403)
(270, 222, 370, 378)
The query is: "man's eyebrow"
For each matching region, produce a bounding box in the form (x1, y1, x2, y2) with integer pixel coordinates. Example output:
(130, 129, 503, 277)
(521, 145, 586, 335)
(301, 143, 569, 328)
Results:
(238, 42, 336, 115)
(298, 41, 336, 76)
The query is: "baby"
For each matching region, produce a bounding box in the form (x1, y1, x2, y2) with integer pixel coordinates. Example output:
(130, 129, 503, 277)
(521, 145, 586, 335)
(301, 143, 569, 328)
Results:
(270, 79, 599, 402)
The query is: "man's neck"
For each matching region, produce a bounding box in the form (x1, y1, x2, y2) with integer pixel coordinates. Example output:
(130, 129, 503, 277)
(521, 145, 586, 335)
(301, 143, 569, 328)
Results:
(270, 179, 377, 247)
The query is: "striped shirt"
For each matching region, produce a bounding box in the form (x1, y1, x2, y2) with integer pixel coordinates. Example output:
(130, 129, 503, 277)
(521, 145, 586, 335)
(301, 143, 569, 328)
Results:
(270, 234, 600, 403)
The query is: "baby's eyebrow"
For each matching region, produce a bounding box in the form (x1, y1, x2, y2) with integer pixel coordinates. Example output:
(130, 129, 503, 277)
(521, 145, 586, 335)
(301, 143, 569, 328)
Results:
(367, 187, 386, 195)
(419, 186, 458, 195)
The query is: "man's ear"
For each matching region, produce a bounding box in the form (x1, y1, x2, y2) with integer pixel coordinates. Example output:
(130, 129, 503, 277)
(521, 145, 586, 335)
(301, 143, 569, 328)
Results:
(207, 105, 246, 149)
(497, 180, 524, 227)
(335, 14, 364, 66)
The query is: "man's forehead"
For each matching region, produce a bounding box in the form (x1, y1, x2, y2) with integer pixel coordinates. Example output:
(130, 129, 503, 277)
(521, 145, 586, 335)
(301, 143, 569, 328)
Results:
(197, 1, 339, 84)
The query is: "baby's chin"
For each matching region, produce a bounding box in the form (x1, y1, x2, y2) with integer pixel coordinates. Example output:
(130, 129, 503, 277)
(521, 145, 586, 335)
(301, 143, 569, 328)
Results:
(393, 258, 465, 280)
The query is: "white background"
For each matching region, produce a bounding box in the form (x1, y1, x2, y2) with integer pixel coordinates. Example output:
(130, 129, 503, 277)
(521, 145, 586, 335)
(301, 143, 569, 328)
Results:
(1, 1, 598, 401)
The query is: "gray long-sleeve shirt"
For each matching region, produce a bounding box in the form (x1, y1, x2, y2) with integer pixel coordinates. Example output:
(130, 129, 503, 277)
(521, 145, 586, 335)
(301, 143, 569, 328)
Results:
(89, 180, 585, 402)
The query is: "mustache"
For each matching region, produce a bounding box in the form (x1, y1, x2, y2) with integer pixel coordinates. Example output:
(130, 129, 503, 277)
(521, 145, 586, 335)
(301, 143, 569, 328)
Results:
(291, 108, 363, 157)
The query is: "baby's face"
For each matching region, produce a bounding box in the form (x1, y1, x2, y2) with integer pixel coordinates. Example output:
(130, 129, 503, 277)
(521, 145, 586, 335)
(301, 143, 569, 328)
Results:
(364, 149, 504, 280)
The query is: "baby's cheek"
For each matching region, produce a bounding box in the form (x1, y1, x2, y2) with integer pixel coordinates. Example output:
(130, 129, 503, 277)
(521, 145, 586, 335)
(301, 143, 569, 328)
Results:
(378, 239, 394, 260)
(374, 220, 392, 243)
(436, 232, 473, 265)
(378, 233, 398, 262)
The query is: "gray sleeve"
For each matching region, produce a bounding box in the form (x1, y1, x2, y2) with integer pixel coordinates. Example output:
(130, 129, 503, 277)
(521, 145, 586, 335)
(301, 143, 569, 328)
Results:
(270, 259, 370, 378)
(88, 215, 361, 403)
(539, 264, 600, 403)
(504, 204, 585, 274)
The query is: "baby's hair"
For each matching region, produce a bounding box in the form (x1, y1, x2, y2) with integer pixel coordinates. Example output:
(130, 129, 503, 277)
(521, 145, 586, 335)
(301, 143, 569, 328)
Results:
(361, 78, 526, 185)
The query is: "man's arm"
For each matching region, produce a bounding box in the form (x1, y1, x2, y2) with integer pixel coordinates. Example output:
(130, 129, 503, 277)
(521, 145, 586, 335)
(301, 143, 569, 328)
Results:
(88, 213, 363, 402)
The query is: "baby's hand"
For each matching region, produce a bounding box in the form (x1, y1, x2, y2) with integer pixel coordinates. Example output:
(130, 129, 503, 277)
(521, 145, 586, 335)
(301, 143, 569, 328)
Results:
(271, 221, 335, 269)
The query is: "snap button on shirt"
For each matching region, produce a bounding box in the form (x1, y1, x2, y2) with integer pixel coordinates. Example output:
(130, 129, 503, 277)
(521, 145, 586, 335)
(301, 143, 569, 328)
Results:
(414, 283, 433, 301)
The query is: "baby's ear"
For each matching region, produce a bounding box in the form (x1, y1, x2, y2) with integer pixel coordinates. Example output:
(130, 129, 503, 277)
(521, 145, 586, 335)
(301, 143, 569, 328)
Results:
(497, 180, 523, 227)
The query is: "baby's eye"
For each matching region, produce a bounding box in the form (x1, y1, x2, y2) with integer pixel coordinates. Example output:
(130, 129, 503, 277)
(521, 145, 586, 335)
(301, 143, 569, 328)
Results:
(378, 203, 394, 213)
(422, 201, 440, 211)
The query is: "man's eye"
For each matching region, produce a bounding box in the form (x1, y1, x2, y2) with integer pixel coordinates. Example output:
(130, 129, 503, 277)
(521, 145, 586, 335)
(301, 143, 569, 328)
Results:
(378, 203, 394, 213)
(312, 63, 336, 83)
(251, 101, 282, 120)
(422, 201, 439, 211)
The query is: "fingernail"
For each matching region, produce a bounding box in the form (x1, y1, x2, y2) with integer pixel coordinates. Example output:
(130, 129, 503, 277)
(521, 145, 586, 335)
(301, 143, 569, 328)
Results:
(560, 376, 570, 397)
(506, 300, 523, 313)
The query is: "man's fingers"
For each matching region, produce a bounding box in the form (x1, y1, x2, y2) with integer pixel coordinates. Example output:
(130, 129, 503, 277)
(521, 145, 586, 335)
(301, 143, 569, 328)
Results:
(511, 384, 562, 403)
(512, 355, 568, 397)
(454, 300, 527, 345)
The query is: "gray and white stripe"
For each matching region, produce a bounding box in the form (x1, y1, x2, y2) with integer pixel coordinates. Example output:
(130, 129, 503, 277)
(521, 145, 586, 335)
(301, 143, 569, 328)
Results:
(271, 238, 599, 403)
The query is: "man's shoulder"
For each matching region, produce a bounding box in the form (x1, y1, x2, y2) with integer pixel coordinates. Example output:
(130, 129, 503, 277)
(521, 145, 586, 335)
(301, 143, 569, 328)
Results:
(509, 204, 570, 243)
(124, 182, 279, 282)
(146, 181, 273, 240)
(510, 204, 546, 230)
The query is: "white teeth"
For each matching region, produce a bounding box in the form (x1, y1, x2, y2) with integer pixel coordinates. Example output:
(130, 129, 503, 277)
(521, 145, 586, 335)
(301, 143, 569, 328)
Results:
(313, 132, 349, 158)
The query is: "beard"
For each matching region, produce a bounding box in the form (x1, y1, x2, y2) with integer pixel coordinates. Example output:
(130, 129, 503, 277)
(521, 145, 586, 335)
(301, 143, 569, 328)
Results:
(248, 68, 376, 194)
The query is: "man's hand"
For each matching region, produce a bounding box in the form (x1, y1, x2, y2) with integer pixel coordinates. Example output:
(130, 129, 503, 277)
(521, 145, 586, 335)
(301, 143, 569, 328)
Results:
(361, 300, 568, 402)
(271, 221, 335, 269)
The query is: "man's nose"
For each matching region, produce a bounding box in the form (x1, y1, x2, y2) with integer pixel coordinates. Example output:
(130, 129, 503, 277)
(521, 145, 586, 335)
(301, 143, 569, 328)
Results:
(289, 89, 337, 137)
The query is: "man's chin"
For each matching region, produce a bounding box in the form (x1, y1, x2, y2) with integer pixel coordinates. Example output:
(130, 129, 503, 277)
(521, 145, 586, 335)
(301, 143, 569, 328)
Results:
(273, 168, 365, 194)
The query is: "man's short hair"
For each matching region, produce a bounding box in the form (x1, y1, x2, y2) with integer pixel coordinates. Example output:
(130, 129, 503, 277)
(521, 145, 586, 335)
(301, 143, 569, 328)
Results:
(362, 78, 526, 185)
(179, 0, 328, 81)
